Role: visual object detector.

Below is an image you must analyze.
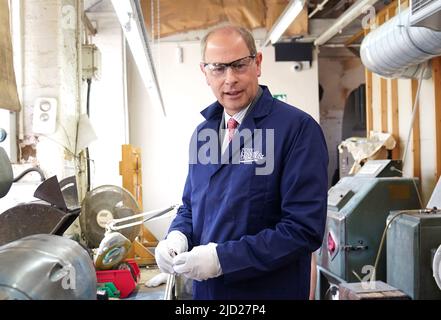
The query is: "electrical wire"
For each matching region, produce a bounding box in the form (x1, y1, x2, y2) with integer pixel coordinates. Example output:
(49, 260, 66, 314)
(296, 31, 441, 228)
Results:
(86, 78, 92, 192)
(402, 63, 427, 166)
(13, 166, 46, 183)
(372, 210, 407, 276)
(369, 208, 435, 283)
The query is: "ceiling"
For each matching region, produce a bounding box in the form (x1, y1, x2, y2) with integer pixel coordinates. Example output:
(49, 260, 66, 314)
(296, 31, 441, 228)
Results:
(84, 0, 390, 53)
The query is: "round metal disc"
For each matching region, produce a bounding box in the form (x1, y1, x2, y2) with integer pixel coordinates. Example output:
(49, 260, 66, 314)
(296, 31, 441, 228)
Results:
(80, 185, 141, 248)
(95, 232, 132, 270)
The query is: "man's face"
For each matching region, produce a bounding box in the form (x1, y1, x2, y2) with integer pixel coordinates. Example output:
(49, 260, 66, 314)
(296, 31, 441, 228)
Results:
(201, 31, 262, 115)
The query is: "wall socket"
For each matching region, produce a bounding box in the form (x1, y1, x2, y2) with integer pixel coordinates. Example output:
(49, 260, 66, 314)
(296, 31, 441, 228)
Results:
(32, 97, 58, 135)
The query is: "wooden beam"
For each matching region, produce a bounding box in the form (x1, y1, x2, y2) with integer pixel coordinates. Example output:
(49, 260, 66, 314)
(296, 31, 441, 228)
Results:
(411, 80, 421, 181)
(433, 57, 441, 182)
(119, 144, 143, 209)
(119, 144, 159, 266)
(376, 14, 388, 133)
(386, 0, 398, 157)
(376, 0, 409, 20)
(345, 29, 364, 46)
(391, 79, 400, 159)
(380, 77, 388, 133)
(365, 69, 373, 137)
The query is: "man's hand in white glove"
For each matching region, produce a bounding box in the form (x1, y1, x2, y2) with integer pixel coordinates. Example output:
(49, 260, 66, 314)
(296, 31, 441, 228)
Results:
(155, 230, 188, 274)
(172, 243, 222, 281)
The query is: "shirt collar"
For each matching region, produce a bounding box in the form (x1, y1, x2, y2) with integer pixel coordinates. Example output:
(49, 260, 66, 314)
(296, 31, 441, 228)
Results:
(223, 104, 251, 129)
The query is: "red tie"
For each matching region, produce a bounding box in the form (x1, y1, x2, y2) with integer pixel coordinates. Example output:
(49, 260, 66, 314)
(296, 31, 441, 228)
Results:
(227, 118, 239, 142)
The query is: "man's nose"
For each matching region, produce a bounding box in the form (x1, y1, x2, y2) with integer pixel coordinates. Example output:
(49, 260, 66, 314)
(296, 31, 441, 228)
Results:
(224, 67, 238, 84)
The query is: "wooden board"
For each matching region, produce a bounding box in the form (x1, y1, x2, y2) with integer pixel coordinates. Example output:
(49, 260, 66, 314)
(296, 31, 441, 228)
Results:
(391, 79, 400, 159)
(365, 69, 373, 136)
(339, 281, 410, 300)
(0, 0, 21, 112)
(380, 77, 388, 133)
(120, 144, 159, 266)
(411, 79, 421, 181)
(433, 57, 441, 182)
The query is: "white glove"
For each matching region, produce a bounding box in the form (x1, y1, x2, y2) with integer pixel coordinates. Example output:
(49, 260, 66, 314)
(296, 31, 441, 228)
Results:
(145, 272, 169, 287)
(155, 230, 188, 274)
(172, 242, 222, 281)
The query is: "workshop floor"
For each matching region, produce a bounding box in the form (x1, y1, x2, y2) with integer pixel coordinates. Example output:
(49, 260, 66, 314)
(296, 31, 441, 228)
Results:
(124, 266, 166, 300)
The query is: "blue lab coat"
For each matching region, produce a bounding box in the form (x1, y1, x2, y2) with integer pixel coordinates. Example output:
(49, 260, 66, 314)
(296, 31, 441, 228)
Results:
(169, 85, 328, 299)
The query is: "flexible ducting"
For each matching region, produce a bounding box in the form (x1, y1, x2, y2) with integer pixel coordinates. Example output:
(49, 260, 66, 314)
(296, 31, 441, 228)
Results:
(361, 7, 441, 79)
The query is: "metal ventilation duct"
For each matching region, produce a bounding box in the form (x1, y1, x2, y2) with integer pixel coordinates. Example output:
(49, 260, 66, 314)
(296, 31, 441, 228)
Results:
(410, 0, 441, 31)
(360, 7, 441, 79)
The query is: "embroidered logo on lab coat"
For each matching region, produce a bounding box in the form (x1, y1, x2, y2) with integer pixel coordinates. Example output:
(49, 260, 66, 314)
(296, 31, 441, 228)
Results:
(240, 148, 265, 163)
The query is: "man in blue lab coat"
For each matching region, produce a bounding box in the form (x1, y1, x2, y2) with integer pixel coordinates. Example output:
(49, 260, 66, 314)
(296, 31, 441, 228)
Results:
(155, 25, 328, 299)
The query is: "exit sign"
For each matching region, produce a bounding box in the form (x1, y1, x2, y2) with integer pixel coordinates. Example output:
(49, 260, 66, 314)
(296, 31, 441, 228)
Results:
(273, 94, 287, 102)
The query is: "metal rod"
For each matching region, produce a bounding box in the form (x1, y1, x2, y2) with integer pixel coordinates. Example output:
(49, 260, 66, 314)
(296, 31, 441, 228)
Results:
(164, 274, 176, 300)
(314, 0, 380, 46)
(309, 0, 330, 18)
(108, 204, 179, 231)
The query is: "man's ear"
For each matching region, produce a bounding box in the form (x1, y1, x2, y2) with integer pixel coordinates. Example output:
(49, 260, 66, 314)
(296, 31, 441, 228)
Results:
(200, 63, 210, 86)
(255, 52, 263, 77)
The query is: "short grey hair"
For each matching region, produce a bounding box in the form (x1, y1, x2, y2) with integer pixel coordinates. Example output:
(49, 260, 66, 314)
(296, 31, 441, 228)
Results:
(200, 25, 257, 61)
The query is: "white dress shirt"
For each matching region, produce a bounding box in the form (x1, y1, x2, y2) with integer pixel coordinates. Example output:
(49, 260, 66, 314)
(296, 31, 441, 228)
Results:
(221, 105, 250, 154)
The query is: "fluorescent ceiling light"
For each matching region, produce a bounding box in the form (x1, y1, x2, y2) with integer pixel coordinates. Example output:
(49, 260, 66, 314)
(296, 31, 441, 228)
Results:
(314, 0, 380, 46)
(262, 0, 306, 47)
(111, 0, 166, 116)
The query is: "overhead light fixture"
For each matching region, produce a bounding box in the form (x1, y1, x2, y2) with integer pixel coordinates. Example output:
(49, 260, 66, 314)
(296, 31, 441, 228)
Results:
(262, 0, 306, 47)
(111, 0, 166, 116)
(314, 0, 380, 46)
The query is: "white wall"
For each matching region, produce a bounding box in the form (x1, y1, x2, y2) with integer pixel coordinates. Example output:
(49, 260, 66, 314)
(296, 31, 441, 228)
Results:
(318, 57, 365, 187)
(127, 42, 320, 210)
(19, 0, 81, 179)
(85, 12, 128, 189)
(260, 46, 320, 122)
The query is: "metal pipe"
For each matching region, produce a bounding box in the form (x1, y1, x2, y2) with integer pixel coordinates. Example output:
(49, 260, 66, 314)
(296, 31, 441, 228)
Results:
(164, 274, 176, 300)
(314, 0, 380, 46)
(107, 204, 178, 232)
(322, 43, 361, 47)
(360, 8, 441, 79)
(164, 249, 177, 300)
(309, 0, 330, 18)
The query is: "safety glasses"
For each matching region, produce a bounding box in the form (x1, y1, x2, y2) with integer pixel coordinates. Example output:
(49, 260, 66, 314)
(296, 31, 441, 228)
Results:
(202, 55, 256, 77)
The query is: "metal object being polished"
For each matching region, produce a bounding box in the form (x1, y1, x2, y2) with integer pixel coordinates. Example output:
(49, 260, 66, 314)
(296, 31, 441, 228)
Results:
(0, 234, 97, 300)
(164, 274, 176, 300)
